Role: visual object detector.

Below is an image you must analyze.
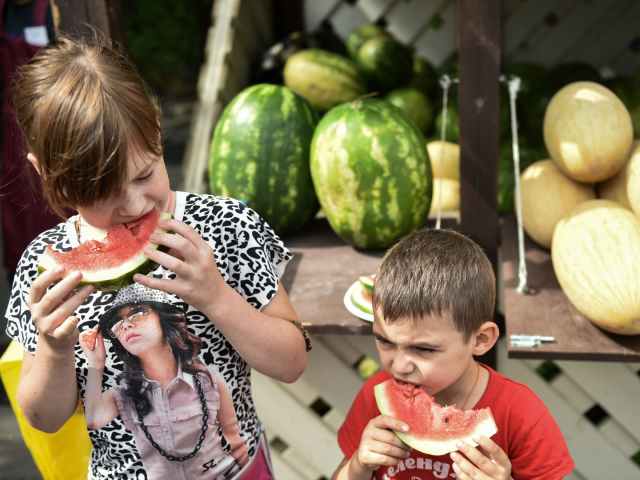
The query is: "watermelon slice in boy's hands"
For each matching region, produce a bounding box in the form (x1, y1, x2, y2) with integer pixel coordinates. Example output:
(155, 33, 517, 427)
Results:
(38, 210, 172, 292)
(374, 378, 498, 456)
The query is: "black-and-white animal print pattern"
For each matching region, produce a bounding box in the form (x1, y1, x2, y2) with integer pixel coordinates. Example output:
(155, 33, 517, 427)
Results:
(5, 193, 293, 479)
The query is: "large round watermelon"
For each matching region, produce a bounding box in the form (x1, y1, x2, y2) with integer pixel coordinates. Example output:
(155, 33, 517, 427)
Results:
(605, 77, 640, 138)
(356, 37, 413, 93)
(384, 88, 434, 134)
(209, 84, 319, 236)
(283, 49, 367, 112)
(310, 98, 431, 249)
(345, 24, 390, 60)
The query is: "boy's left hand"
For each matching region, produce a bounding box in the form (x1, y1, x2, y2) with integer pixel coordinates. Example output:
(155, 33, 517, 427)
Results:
(133, 218, 225, 313)
(450, 434, 512, 480)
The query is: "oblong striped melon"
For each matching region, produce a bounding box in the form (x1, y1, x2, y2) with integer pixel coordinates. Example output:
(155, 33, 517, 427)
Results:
(552, 200, 640, 335)
(310, 99, 431, 249)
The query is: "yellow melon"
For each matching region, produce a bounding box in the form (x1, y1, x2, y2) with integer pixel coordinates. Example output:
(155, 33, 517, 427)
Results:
(597, 140, 639, 210)
(429, 178, 460, 215)
(426, 141, 459, 181)
(552, 200, 640, 335)
(544, 82, 633, 183)
(628, 142, 640, 218)
(519, 160, 595, 248)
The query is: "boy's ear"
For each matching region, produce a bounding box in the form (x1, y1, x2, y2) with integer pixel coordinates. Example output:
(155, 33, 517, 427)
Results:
(27, 153, 41, 175)
(471, 321, 500, 356)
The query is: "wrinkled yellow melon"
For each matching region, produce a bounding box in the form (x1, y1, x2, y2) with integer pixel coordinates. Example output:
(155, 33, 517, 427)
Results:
(597, 140, 639, 210)
(544, 82, 633, 183)
(552, 200, 640, 335)
(426, 141, 459, 181)
(429, 178, 460, 215)
(520, 160, 595, 248)
(628, 142, 640, 218)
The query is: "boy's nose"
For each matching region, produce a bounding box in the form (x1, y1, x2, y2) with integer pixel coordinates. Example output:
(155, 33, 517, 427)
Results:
(393, 355, 414, 375)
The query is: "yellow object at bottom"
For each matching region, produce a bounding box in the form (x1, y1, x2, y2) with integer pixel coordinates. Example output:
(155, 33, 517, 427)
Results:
(0, 340, 91, 480)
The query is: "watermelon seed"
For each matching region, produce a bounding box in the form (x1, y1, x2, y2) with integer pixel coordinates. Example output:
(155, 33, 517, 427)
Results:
(445, 417, 449, 423)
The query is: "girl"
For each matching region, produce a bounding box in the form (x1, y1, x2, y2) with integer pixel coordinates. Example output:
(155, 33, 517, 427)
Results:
(6, 33, 309, 479)
(80, 284, 249, 478)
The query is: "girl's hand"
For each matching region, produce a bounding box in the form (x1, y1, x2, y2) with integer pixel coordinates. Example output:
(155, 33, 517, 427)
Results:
(27, 266, 95, 352)
(355, 415, 412, 472)
(133, 218, 225, 313)
(79, 327, 106, 369)
(450, 435, 512, 480)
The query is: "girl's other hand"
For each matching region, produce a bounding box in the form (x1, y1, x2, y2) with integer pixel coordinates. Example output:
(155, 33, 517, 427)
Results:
(27, 266, 94, 352)
(133, 218, 225, 313)
(79, 327, 106, 369)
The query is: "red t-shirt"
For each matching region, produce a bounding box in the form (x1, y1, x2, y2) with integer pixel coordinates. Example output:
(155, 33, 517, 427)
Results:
(338, 366, 574, 480)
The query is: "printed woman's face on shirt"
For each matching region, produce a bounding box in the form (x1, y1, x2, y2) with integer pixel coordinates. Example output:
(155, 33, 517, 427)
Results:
(114, 306, 164, 356)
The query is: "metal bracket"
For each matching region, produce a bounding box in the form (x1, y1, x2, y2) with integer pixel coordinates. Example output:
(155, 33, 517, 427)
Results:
(510, 334, 555, 348)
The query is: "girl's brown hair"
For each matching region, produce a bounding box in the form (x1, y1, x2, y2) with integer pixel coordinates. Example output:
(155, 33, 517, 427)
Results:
(13, 32, 163, 218)
(372, 228, 496, 343)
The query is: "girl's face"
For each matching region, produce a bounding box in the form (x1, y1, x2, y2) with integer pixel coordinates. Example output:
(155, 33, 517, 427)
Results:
(114, 306, 165, 356)
(76, 147, 171, 230)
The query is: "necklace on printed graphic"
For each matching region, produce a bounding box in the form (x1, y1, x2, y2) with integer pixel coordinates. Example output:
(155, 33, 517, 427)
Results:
(460, 361, 481, 411)
(75, 190, 173, 243)
(135, 374, 209, 463)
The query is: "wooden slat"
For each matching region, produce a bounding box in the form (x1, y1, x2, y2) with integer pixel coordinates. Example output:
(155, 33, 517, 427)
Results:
(328, 2, 370, 40)
(458, 0, 501, 268)
(598, 418, 640, 458)
(357, 0, 399, 23)
(501, 215, 640, 362)
(385, 0, 443, 44)
(263, 426, 306, 480)
(549, 374, 595, 414)
(252, 372, 345, 477)
(497, 341, 640, 479)
(410, 0, 457, 69)
(181, 0, 240, 193)
(342, 334, 381, 366)
(319, 335, 370, 366)
(556, 360, 640, 443)
(304, 0, 342, 32)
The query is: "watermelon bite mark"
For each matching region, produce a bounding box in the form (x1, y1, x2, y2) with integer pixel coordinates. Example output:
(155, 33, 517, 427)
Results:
(38, 210, 172, 291)
(374, 378, 498, 456)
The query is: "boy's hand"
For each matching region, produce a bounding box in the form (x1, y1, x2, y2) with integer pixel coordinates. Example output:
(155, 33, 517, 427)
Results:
(133, 218, 225, 313)
(354, 415, 412, 472)
(27, 266, 94, 352)
(450, 434, 512, 480)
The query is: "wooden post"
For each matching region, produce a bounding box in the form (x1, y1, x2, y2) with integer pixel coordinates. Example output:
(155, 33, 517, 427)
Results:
(52, 0, 126, 47)
(458, 0, 501, 368)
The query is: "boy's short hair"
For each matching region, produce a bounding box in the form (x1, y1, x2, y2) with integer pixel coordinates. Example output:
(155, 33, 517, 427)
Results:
(13, 32, 163, 218)
(372, 228, 496, 343)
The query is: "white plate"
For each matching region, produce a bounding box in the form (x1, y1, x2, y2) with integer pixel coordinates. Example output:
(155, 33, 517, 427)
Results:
(344, 280, 374, 323)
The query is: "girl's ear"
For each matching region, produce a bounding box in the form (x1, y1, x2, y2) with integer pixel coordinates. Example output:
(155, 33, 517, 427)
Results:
(471, 321, 500, 356)
(27, 153, 41, 175)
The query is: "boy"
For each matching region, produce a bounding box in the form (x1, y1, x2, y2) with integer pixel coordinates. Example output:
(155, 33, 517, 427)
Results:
(334, 228, 574, 480)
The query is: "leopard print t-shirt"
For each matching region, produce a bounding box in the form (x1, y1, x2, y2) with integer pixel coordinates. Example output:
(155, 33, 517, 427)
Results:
(5, 193, 293, 479)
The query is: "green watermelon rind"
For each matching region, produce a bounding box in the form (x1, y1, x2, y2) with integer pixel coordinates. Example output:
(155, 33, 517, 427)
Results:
(374, 381, 499, 456)
(345, 24, 391, 60)
(37, 213, 173, 292)
(209, 84, 319, 236)
(351, 286, 373, 315)
(358, 275, 374, 296)
(356, 37, 413, 94)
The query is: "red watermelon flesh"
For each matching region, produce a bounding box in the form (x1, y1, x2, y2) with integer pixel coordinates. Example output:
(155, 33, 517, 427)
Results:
(374, 378, 498, 456)
(38, 210, 172, 291)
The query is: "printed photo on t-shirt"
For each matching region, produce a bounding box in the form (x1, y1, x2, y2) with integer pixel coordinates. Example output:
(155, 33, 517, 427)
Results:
(79, 284, 249, 479)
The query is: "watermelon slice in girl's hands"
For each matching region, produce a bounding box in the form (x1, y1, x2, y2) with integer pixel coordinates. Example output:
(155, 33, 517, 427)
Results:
(374, 378, 498, 456)
(38, 210, 172, 291)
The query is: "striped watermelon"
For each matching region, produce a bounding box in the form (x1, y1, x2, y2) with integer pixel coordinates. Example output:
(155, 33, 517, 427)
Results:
(384, 87, 435, 134)
(345, 24, 391, 60)
(209, 84, 318, 236)
(356, 37, 413, 93)
(310, 99, 432, 249)
(283, 49, 367, 112)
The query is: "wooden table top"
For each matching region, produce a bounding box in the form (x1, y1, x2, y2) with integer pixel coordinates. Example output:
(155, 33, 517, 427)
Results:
(501, 215, 640, 362)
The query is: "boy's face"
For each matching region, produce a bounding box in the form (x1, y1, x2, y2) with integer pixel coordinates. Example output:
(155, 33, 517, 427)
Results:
(372, 309, 476, 398)
(76, 148, 171, 230)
